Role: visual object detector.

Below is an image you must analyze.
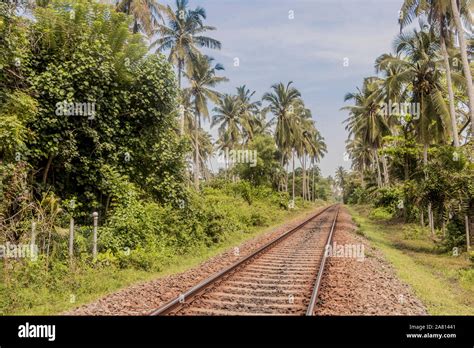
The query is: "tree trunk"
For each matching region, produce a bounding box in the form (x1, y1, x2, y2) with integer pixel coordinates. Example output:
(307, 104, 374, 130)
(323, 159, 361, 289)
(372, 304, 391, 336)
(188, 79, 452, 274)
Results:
(373, 147, 382, 188)
(292, 151, 295, 202)
(312, 163, 316, 201)
(442, 218, 446, 238)
(224, 153, 228, 181)
(279, 155, 284, 192)
(451, 0, 474, 135)
(194, 113, 200, 190)
(42, 154, 54, 185)
(423, 144, 435, 237)
(381, 154, 390, 186)
(465, 215, 471, 252)
(301, 156, 306, 201)
(178, 60, 184, 135)
(441, 35, 460, 147)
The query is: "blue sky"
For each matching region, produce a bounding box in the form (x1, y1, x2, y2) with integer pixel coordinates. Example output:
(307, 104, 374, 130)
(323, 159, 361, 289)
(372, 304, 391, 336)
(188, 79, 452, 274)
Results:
(160, 0, 404, 177)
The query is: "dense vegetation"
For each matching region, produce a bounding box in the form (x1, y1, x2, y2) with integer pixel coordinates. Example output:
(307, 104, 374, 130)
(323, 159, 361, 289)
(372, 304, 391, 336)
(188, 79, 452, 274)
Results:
(0, 0, 330, 313)
(338, 0, 473, 254)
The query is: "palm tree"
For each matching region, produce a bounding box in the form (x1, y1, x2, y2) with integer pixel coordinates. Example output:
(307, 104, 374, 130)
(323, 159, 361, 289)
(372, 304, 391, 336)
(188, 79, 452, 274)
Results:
(335, 166, 347, 189)
(212, 94, 243, 179)
(184, 55, 227, 189)
(346, 138, 373, 174)
(450, 0, 474, 135)
(236, 85, 262, 143)
(150, 0, 221, 133)
(116, 0, 164, 36)
(399, 0, 472, 146)
(180, 89, 196, 133)
(293, 102, 318, 200)
(377, 27, 451, 148)
(376, 25, 452, 235)
(309, 130, 327, 201)
(215, 131, 232, 180)
(196, 129, 214, 181)
(151, 0, 221, 88)
(212, 95, 243, 147)
(262, 82, 301, 194)
(252, 109, 275, 136)
(343, 78, 391, 188)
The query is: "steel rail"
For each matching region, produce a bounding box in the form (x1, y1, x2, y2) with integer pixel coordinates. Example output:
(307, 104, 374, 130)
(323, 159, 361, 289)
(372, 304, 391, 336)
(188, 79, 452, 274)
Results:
(305, 205, 340, 316)
(149, 204, 337, 316)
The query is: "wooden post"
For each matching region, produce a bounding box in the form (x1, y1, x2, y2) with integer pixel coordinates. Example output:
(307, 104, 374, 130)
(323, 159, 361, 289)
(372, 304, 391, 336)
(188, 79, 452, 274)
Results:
(30, 221, 36, 248)
(92, 212, 98, 259)
(68, 217, 74, 257)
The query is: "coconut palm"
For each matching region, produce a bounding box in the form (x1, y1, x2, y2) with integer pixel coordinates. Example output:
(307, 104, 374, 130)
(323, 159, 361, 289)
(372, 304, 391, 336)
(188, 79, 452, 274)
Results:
(399, 0, 472, 145)
(376, 27, 451, 148)
(252, 109, 275, 136)
(343, 78, 391, 188)
(116, 0, 164, 36)
(335, 166, 347, 189)
(262, 82, 302, 193)
(376, 25, 453, 235)
(150, 0, 221, 133)
(450, 0, 474, 135)
(215, 131, 232, 180)
(212, 94, 243, 152)
(151, 0, 221, 89)
(236, 85, 262, 143)
(263, 82, 301, 152)
(308, 130, 327, 201)
(184, 55, 228, 189)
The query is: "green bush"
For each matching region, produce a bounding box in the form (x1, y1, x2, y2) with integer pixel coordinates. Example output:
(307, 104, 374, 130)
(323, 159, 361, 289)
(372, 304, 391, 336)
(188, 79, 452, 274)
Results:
(442, 218, 467, 251)
(369, 207, 393, 220)
(373, 186, 403, 213)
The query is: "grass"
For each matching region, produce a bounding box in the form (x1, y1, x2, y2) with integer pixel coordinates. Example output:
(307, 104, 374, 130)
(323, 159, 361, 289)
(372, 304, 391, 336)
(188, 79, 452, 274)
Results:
(1, 201, 326, 315)
(349, 205, 474, 315)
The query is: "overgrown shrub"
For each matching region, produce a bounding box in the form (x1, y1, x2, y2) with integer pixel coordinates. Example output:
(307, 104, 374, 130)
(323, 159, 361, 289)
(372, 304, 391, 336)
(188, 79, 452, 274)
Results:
(369, 207, 393, 220)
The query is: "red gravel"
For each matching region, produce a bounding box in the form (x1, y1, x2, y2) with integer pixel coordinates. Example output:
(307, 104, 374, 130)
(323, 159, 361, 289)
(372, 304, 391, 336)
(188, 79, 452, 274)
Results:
(171, 206, 338, 315)
(313, 207, 427, 315)
(65, 207, 327, 316)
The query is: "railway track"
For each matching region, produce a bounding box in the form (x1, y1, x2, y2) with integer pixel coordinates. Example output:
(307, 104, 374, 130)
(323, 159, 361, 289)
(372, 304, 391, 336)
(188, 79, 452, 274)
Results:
(150, 204, 340, 316)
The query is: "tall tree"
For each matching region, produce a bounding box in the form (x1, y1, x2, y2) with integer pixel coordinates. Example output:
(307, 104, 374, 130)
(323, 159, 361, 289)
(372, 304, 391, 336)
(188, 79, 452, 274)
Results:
(236, 85, 261, 144)
(116, 0, 164, 36)
(151, 0, 221, 134)
(212, 94, 243, 178)
(184, 55, 227, 189)
(399, 0, 472, 146)
(262, 82, 301, 195)
(343, 78, 391, 188)
(450, 0, 474, 135)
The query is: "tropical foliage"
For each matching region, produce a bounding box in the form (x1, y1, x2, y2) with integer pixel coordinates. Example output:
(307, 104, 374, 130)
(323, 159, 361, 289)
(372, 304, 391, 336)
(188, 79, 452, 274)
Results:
(340, 1, 473, 252)
(0, 0, 328, 314)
